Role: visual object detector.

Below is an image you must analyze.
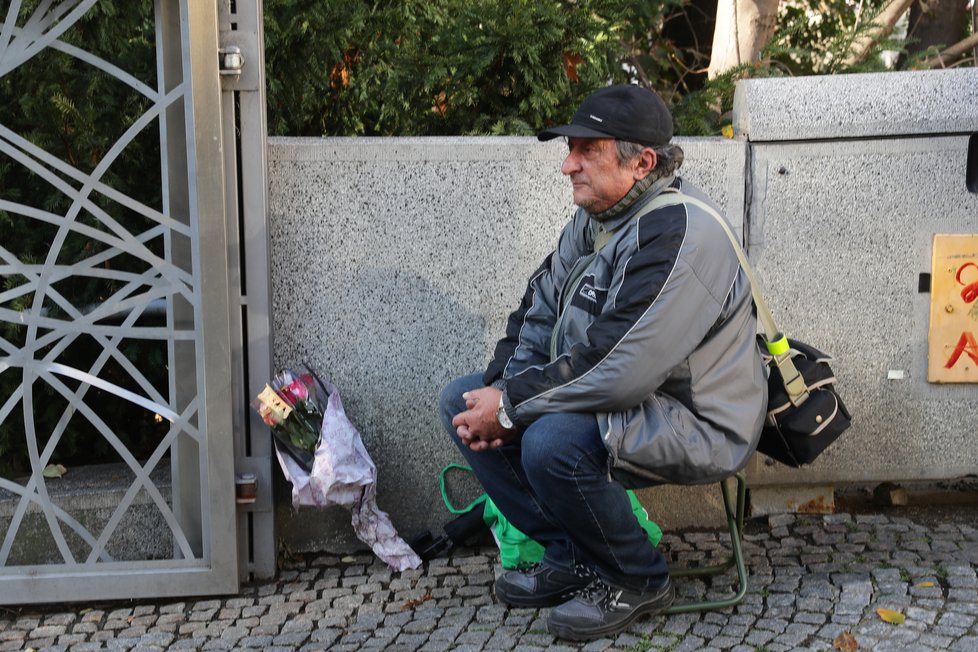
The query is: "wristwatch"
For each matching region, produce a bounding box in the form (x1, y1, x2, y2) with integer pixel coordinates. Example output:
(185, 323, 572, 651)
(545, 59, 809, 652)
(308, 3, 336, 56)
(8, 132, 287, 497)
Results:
(496, 394, 514, 430)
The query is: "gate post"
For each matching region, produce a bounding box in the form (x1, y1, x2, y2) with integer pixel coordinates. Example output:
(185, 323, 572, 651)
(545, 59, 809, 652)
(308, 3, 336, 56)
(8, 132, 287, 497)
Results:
(168, 0, 239, 579)
(216, 0, 277, 580)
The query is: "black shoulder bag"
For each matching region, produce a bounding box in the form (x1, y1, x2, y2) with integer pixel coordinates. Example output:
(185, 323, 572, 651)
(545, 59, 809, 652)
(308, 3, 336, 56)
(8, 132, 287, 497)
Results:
(653, 190, 852, 467)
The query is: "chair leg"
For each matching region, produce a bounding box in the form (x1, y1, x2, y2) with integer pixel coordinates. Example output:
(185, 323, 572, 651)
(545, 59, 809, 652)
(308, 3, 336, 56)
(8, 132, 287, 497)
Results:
(664, 471, 748, 614)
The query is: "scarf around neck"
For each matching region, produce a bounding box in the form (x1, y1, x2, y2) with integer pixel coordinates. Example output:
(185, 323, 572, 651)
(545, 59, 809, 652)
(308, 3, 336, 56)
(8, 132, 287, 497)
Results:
(590, 173, 674, 222)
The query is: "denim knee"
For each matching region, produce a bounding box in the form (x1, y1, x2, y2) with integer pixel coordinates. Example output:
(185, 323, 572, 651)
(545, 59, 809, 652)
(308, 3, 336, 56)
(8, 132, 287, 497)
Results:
(520, 426, 562, 479)
(520, 413, 603, 484)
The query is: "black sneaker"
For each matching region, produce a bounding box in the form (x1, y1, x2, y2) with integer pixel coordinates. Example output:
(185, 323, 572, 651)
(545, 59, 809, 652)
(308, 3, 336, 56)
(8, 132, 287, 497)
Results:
(494, 562, 595, 608)
(547, 577, 674, 641)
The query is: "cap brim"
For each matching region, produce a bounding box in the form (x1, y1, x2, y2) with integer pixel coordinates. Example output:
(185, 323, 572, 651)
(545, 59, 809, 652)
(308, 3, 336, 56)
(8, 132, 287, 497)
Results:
(537, 124, 614, 141)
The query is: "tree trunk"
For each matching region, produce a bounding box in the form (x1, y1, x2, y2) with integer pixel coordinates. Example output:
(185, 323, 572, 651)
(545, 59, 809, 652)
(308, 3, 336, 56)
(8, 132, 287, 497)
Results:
(903, 0, 971, 65)
(708, 0, 780, 79)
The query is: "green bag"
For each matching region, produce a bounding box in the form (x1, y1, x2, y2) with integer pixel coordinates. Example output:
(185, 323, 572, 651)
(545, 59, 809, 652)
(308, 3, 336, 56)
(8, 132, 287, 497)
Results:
(441, 464, 663, 569)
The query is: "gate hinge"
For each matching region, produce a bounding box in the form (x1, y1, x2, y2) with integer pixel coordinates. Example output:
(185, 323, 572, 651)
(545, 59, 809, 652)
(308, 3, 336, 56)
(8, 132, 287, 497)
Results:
(219, 45, 244, 75)
(219, 30, 259, 91)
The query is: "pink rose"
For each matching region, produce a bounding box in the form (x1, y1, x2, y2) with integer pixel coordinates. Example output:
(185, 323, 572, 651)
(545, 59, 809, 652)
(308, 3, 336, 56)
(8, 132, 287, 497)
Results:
(281, 379, 309, 404)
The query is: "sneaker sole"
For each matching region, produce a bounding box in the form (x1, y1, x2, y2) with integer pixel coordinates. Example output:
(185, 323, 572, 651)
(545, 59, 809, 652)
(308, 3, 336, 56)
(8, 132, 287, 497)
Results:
(546, 584, 675, 641)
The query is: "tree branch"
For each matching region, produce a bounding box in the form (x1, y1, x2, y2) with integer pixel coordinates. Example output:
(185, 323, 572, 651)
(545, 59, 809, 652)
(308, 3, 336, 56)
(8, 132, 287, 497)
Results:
(842, 0, 915, 66)
(924, 31, 978, 68)
(619, 38, 651, 88)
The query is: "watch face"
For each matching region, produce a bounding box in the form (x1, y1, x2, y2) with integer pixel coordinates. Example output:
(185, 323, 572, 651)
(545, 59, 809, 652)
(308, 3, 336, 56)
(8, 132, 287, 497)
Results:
(497, 405, 514, 429)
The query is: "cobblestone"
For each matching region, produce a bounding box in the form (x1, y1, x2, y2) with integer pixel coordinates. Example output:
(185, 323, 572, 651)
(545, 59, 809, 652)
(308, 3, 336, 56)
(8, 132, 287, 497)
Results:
(1, 511, 977, 650)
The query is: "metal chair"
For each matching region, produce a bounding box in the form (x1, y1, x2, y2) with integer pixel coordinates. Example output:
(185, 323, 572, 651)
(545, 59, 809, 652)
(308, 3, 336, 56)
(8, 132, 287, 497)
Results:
(665, 470, 748, 614)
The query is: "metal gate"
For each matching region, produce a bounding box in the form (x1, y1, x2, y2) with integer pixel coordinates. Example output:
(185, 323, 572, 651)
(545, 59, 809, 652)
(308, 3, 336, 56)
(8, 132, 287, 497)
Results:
(0, 0, 273, 603)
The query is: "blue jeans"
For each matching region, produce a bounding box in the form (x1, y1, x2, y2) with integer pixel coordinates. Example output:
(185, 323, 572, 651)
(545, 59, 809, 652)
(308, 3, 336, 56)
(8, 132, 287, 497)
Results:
(439, 373, 669, 592)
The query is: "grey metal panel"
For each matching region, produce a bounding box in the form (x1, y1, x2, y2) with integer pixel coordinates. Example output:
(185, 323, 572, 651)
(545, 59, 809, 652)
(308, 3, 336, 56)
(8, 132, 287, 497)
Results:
(0, 0, 238, 602)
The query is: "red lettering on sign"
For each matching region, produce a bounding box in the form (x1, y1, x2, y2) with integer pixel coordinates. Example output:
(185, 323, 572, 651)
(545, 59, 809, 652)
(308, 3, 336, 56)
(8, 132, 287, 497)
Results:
(957, 262, 978, 304)
(945, 331, 978, 369)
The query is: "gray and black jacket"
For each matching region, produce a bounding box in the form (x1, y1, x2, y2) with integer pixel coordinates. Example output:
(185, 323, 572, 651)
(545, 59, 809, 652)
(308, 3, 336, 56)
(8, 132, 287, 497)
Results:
(485, 177, 767, 485)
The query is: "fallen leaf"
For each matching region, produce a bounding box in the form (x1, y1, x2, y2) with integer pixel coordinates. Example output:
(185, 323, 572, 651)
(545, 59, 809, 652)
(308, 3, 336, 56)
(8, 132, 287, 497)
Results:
(340, 555, 356, 563)
(721, 124, 734, 139)
(915, 581, 935, 588)
(833, 630, 859, 651)
(876, 607, 906, 624)
(42, 464, 67, 478)
(400, 590, 433, 610)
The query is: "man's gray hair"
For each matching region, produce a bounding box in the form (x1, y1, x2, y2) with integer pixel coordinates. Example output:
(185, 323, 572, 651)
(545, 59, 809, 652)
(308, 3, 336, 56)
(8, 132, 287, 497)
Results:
(615, 140, 684, 181)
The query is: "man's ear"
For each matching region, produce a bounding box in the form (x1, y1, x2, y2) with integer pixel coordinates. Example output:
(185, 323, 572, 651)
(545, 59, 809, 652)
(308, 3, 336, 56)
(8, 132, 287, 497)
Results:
(634, 148, 657, 180)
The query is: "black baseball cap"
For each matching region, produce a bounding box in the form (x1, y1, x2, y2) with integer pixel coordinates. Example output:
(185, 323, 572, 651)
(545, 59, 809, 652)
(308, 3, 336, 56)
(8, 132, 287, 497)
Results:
(537, 85, 673, 147)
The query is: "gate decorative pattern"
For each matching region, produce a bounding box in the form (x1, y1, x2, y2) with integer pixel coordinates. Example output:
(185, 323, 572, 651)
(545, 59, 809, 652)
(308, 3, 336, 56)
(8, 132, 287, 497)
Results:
(0, 0, 238, 602)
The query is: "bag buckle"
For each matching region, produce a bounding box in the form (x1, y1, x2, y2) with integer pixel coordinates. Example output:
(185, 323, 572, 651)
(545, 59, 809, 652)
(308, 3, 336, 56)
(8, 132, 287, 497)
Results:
(774, 352, 810, 407)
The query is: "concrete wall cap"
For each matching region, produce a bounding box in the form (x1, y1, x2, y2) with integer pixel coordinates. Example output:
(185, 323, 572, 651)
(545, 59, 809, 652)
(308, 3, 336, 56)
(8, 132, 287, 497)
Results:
(732, 68, 978, 142)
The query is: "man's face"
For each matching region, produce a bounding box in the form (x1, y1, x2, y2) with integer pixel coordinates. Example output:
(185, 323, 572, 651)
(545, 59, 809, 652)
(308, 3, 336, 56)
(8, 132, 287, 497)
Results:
(561, 138, 639, 213)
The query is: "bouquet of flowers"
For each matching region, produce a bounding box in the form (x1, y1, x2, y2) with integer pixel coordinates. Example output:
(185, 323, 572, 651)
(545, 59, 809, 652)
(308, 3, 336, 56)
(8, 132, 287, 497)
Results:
(252, 364, 422, 571)
(253, 367, 325, 471)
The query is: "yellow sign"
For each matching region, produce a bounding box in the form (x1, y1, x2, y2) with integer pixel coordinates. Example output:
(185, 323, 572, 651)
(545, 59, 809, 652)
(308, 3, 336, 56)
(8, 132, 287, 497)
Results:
(928, 234, 978, 383)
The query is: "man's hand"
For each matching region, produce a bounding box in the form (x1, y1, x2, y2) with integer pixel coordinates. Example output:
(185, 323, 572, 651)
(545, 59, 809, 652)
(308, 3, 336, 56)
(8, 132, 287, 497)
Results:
(451, 387, 517, 452)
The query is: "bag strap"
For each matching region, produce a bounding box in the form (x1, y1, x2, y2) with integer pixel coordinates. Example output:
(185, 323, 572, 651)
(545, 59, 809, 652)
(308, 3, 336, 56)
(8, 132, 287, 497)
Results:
(592, 191, 693, 253)
(648, 190, 810, 407)
(439, 464, 488, 515)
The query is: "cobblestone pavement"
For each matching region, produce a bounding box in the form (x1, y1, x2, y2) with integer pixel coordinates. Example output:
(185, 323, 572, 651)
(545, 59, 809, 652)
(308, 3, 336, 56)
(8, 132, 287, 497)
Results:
(2, 511, 977, 651)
